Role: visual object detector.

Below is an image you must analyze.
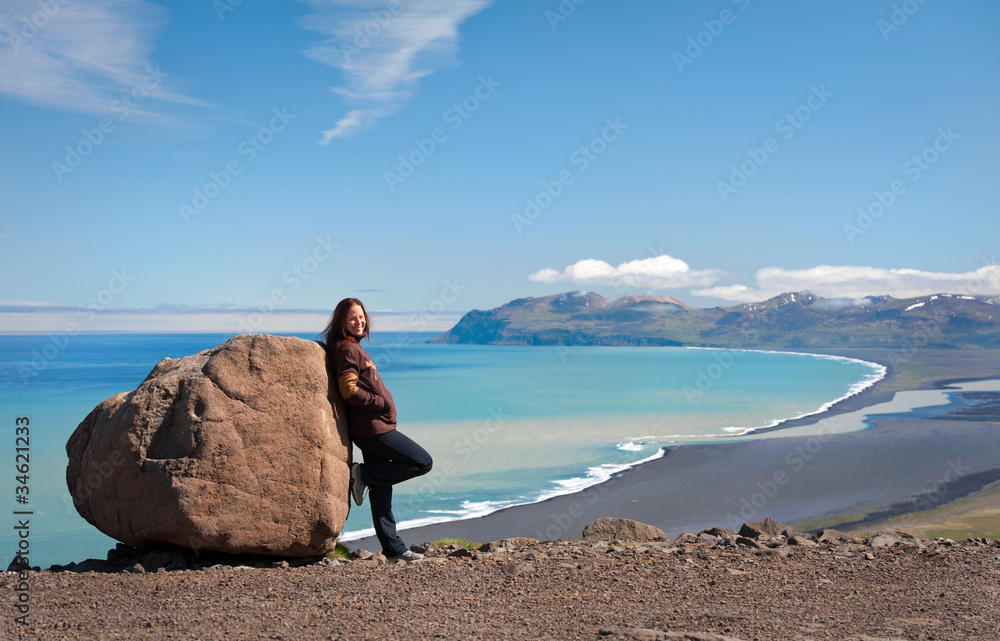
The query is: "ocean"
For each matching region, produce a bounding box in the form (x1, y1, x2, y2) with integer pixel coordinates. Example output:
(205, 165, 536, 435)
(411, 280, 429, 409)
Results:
(0, 332, 884, 567)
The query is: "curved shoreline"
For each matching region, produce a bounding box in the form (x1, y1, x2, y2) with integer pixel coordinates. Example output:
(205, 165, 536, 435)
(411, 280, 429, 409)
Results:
(351, 348, 1000, 550)
(716, 349, 886, 436)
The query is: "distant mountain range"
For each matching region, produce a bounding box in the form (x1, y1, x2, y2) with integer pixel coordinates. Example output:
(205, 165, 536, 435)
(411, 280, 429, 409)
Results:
(430, 291, 1000, 349)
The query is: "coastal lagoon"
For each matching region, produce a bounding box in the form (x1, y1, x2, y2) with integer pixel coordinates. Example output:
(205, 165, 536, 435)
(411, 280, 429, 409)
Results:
(2, 332, 884, 567)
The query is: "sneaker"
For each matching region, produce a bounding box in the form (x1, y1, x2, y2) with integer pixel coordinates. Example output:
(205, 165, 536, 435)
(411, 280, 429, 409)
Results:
(350, 463, 367, 506)
(388, 550, 424, 563)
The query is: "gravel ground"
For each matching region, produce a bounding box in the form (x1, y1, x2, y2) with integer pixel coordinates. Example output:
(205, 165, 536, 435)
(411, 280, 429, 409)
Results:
(4, 529, 999, 641)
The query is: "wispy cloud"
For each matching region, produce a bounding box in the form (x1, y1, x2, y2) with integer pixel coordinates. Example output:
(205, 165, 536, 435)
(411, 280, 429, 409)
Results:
(694, 264, 1000, 302)
(0, 0, 206, 118)
(298, 0, 492, 142)
(529, 255, 722, 290)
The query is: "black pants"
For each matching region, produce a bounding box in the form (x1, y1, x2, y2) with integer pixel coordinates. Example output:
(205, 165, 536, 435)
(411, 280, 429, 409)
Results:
(353, 429, 433, 556)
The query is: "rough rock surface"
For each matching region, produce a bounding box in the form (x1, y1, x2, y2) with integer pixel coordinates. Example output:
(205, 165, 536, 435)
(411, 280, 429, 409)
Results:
(737, 517, 792, 538)
(582, 517, 668, 542)
(65, 334, 350, 557)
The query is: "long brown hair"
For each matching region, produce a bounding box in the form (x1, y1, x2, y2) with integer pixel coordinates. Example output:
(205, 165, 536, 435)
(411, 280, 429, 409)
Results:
(322, 298, 372, 345)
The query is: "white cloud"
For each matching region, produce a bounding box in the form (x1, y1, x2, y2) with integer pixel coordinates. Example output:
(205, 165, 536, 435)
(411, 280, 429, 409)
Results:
(319, 107, 388, 144)
(529, 255, 721, 290)
(694, 264, 1000, 302)
(0, 0, 205, 118)
(299, 0, 492, 141)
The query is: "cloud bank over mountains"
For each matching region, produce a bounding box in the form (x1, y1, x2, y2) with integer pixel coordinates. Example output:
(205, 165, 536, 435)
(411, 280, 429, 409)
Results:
(531, 255, 1000, 302)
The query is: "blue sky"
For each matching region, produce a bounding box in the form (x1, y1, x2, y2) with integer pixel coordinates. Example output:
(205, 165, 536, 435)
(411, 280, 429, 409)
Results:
(1, 0, 998, 332)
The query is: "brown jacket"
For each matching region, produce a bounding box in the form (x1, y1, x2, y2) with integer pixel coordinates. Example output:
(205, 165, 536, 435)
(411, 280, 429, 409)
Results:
(329, 337, 396, 438)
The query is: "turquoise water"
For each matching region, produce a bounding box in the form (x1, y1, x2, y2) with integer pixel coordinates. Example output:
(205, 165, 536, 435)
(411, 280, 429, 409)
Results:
(0, 333, 882, 566)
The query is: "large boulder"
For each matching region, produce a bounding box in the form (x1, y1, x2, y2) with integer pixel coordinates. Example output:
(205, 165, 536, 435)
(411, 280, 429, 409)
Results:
(66, 334, 351, 557)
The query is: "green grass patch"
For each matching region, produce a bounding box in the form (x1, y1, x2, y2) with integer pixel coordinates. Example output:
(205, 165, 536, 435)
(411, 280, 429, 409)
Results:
(326, 541, 353, 560)
(434, 537, 480, 549)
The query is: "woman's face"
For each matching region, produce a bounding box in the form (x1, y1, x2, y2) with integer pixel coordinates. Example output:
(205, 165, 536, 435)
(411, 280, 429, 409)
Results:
(344, 304, 367, 338)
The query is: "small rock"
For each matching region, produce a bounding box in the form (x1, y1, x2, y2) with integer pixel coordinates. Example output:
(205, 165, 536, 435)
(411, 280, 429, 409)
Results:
(504, 561, 534, 577)
(672, 533, 698, 545)
(76, 559, 120, 573)
(735, 536, 765, 550)
(139, 550, 169, 570)
(738, 518, 792, 539)
(126, 563, 146, 574)
(352, 549, 374, 560)
(695, 533, 721, 547)
(478, 541, 503, 553)
(788, 535, 816, 547)
(582, 517, 668, 543)
(815, 528, 857, 544)
(869, 534, 899, 549)
(447, 548, 473, 559)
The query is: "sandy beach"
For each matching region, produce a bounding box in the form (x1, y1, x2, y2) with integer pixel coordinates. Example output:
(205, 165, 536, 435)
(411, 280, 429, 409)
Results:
(352, 348, 1000, 551)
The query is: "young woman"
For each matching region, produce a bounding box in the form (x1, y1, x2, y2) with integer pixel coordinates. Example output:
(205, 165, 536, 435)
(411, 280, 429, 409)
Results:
(323, 297, 433, 562)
